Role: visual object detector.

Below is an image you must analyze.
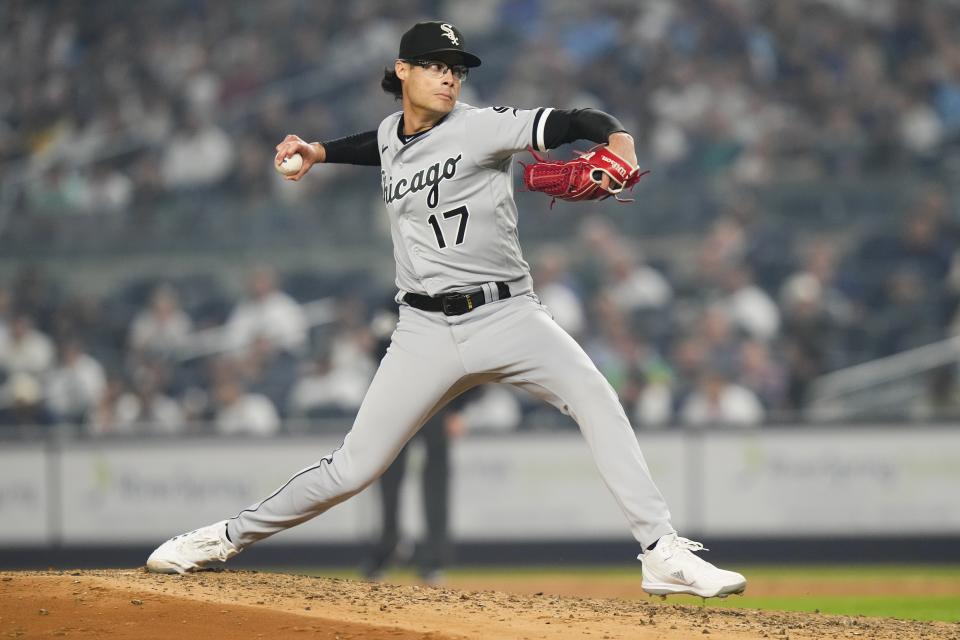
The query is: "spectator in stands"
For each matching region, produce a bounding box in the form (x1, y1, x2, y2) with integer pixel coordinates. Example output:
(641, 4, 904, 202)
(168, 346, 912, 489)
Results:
(574, 215, 622, 296)
(781, 238, 855, 331)
(128, 284, 194, 359)
(584, 290, 675, 426)
(86, 161, 135, 214)
(213, 376, 280, 436)
(718, 262, 781, 342)
(584, 291, 639, 391)
(896, 203, 953, 288)
(726, 197, 797, 294)
(668, 336, 707, 416)
(870, 266, 946, 356)
(87, 376, 130, 436)
(852, 194, 953, 314)
(45, 339, 107, 424)
(603, 244, 673, 315)
(287, 351, 367, 417)
(699, 305, 742, 374)
(325, 296, 377, 393)
(814, 105, 866, 178)
(92, 358, 185, 435)
(160, 110, 235, 191)
(779, 238, 859, 399)
(932, 46, 960, 137)
(225, 265, 308, 354)
(622, 365, 674, 430)
(738, 340, 787, 413)
(780, 273, 841, 410)
(235, 335, 299, 414)
(111, 373, 186, 435)
(459, 385, 523, 433)
(0, 372, 49, 427)
(680, 364, 764, 428)
(287, 300, 379, 418)
(25, 163, 89, 216)
(533, 245, 586, 339)
(0, 314, 55, 377)
(898, 90, 945, 160)
(695, 215, 748, 290)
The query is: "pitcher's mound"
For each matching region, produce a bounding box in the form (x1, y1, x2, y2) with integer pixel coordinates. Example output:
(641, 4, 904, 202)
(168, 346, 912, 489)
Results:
(0, 569, 953, 639)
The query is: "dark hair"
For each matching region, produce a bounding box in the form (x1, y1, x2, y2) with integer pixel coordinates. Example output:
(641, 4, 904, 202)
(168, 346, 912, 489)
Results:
(381, 68, 403, 100)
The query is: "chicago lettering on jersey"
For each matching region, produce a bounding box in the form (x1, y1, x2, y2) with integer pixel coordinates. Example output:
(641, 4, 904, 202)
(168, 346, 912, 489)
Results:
(382, 154, 462, 208)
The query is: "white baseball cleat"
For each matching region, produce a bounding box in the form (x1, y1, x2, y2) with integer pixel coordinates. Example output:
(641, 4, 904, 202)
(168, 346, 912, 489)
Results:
(639, 533, 746, 598)
(146, 520, 240, 574)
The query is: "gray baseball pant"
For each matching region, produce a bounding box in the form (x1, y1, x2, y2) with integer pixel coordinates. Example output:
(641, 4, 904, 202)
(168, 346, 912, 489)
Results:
(227, 293, 675, 549)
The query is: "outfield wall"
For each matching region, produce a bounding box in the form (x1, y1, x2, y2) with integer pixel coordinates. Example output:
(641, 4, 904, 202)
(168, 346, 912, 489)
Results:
(2, 426, 958, 552)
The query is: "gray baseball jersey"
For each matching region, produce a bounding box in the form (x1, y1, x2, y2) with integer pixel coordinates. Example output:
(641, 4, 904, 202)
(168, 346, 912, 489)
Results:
(378, 103, 553, 298)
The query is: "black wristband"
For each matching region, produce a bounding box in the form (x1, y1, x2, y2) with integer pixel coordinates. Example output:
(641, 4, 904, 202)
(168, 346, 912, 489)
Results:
(321, 130, 380, 166)
(543, 108, 628, 149)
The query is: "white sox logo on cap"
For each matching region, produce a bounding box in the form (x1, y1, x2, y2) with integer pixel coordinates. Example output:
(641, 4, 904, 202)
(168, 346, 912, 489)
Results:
(440, 24, 459, 45)
(398, 21, 482, 67)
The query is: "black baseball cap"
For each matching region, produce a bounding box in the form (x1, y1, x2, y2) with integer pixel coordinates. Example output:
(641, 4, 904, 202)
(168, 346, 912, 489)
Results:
(398, 21, 482, 68)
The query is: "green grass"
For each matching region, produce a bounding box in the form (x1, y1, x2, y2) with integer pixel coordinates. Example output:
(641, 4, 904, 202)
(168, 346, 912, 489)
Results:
(685, 565, 960, 622)
(670, 594, 960, 622)
(279, 564, 960, 623)
(726, 564, 960, 580)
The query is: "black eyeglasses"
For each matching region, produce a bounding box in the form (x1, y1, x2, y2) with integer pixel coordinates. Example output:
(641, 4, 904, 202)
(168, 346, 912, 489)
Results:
(405, 59, 469, 82)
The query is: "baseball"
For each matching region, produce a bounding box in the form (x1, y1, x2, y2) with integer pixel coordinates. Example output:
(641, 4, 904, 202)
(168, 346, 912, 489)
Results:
(276, 153, 303, 176)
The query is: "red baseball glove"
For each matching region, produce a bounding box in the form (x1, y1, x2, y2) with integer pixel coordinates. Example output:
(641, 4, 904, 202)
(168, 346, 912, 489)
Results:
(521, 145, 650, 207)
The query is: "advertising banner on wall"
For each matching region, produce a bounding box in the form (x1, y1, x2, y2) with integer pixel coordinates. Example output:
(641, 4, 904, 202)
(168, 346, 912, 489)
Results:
(448, 433, 687, 540)
(3, 427, 957, 547)
(0, 445, 48, 544)
(51, 433, 687, 544)
(699, 427, 960, 535)
(57, 437, 377, 544)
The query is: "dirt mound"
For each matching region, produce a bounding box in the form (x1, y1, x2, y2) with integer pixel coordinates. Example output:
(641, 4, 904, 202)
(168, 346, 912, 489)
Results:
(2, 569, 957, 640)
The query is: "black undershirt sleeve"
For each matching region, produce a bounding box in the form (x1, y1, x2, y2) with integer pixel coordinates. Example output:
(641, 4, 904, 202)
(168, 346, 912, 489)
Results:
(542, 108, 628, 149)
(320, 130, 380, 166)
(319, 110, 625, 163)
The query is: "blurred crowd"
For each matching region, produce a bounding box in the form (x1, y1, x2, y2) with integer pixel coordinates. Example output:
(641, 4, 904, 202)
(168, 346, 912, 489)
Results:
(3, 0, 960, 432)
(3, 182, 960, 434)
(3, 0, 960, 247)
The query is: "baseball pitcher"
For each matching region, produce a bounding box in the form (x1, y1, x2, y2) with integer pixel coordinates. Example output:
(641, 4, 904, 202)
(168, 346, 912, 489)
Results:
(146, 21, 746, 599)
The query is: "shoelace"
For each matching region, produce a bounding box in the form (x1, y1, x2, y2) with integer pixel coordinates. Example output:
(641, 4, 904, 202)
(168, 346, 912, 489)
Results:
(671, 537, 709, 553)
(638, 535, 710, 562)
